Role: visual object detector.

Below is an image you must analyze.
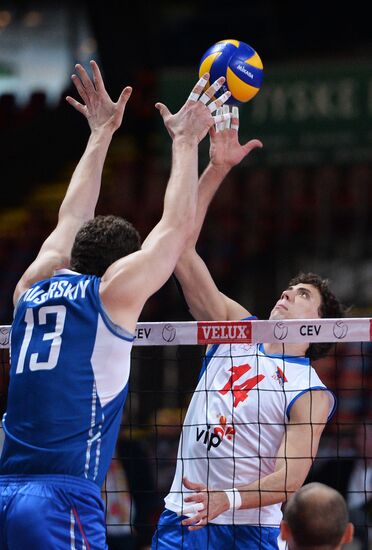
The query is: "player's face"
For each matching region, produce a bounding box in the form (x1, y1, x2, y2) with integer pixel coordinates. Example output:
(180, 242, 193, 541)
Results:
(269, 284, 322, 320)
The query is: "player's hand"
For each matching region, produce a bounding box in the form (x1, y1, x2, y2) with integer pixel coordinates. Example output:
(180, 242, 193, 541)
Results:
(180, 476, 230, 531)
(66, 60, 132, 133)
(155, 73, 232, 144)
(209, 105, 263, 171)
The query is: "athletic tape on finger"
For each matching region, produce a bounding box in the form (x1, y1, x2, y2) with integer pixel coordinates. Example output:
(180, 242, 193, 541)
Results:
(199, 93, 210, 105)
(188, 92, 200, 102)
(208, 91, 231, 113)
(193, 75, 208, 90)
(182, 502, 205, 516)
(223, 105, 231, 130)
(215, 108, 223, 132)
(213, 113, 232, 124)
(208, 79, 224, 95)
(231, 105, 239, 130)
(187, 75, 209, 101)
(200, 78, 225, 109)
(218, 91, 231, 105)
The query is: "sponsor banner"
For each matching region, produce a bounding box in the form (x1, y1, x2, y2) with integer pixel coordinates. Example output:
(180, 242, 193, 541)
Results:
(197, 321, 252, 345)
(1, 319, 372, 349)
(253, 318, 371, 344)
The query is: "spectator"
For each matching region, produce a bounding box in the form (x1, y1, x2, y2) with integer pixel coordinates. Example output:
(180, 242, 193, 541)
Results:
(280, 482, 354, 549)
(306, 422, 372, 549)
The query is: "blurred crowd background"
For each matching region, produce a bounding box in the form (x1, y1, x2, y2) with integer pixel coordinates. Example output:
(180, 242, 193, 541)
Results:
(0, 1, 371, 548)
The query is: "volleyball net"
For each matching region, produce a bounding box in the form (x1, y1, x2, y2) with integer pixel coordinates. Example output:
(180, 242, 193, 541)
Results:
(0, 319, 371, 546)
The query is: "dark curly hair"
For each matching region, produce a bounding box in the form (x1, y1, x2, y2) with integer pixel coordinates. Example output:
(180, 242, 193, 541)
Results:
(288, 272, 346, 360)
(70, 215, 141, 277)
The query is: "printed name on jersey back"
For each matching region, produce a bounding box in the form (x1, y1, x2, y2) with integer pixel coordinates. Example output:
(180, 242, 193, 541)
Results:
(24, 279, 91, 304)
(197, 321, 252, 344)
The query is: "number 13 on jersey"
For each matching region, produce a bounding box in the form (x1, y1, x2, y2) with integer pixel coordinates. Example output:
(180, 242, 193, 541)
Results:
(15, 306, 66, 373)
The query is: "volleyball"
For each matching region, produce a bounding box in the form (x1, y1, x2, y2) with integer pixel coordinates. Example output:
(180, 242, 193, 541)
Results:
(198, 39, 263, 106)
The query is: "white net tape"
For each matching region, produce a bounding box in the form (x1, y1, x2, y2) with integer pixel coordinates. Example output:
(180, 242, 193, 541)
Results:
(1, 317, 371, 348)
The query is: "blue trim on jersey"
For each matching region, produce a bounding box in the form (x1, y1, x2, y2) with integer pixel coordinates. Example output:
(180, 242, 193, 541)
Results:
(198, 316, 257, 381)
(98, 301, 134, 341)
(259, 343, 310, 365)
(286, 386, 337, 421)
(199, 343, 219, 380)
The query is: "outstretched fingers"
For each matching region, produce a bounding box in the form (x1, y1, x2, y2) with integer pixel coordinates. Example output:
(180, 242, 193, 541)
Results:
(155, 102, 171, 121)
(214, 105, 232, 131)
(187, 74, 231, 114)
(66, 63, 95, 113)
(68, 60, 103, 111)
(206, 91, 231, 113)
(187, 73, 210, 102)
(69, 72, 88, 109)
(65, 94, 86, 115)
(242, 138, 264, 154)
(89, 59, 105, 93)
(75, 63, 96, 95)
(198, 77, 224, 105)
(117, 86, 133, 110)
(231, 105, 239, 130)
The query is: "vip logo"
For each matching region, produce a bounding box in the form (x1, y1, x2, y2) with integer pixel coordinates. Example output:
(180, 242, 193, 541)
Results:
(214, 415, 235, 441)
(219, 363, 265, 407)
(196, 416, 236, 451)
(272, 366, 288, 387)
(196, 424, 223, 451)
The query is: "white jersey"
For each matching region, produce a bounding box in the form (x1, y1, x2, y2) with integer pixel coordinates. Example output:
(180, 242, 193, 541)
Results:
(164, 342, 336, 526)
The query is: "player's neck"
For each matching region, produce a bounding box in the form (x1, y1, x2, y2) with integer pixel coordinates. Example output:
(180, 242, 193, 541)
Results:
(263, 342, 309, 359)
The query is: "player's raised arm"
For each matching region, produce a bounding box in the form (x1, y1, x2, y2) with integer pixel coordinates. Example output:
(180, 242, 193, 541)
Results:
(99, 75, 234, 332)
(174, 106, 263, 321)
(13, 60, 132, 305)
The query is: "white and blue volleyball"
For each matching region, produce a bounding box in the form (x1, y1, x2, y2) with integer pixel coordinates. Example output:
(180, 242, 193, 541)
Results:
(198, 39, 263, 105)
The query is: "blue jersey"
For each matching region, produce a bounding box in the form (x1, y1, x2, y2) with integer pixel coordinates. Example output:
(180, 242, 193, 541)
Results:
(0, 269, 134, 487)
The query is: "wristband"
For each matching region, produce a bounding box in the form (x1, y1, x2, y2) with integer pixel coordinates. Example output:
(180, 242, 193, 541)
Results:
(224, 488, 242, 510)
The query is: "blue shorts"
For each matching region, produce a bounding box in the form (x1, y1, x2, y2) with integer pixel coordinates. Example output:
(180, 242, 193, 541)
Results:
(151, 509, 280, 550)
(0, 474, 108, 550)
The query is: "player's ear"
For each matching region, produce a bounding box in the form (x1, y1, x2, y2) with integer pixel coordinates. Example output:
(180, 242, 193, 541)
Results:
(341, 523, 354, 545)
(280, 520, 290, 541)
